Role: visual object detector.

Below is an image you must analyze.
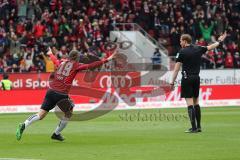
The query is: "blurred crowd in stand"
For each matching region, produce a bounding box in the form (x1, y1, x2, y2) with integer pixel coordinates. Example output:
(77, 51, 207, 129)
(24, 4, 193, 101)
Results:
(0, 0, 239, 73)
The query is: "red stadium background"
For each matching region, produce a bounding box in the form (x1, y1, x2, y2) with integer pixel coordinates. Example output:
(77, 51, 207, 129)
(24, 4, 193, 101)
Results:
(0, 70, 240, 113)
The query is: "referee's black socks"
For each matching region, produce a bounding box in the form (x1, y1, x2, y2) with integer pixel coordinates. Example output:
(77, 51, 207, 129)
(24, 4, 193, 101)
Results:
(194, 104, 201, 129)
(187, 105, 197, 130)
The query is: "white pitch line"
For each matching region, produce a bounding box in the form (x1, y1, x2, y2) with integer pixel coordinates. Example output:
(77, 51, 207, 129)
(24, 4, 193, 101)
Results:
(0, 158, 43, 160)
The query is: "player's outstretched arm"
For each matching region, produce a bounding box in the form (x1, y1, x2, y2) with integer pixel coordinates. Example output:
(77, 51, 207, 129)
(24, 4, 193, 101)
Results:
(77, 50, 117, 71)
(207, 32, 227, 51)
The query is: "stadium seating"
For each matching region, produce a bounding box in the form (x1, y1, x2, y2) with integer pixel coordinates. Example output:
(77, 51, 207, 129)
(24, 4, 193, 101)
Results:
(0, 0, 239, 73)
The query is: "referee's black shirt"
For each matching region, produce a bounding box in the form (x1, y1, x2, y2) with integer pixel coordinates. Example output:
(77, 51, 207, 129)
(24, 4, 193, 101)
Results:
(176, 44, 208, 75)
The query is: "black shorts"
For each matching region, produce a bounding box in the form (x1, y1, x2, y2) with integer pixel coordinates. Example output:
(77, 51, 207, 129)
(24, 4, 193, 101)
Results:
(41, 89, 74, 112)
(181, 75, 200, 98)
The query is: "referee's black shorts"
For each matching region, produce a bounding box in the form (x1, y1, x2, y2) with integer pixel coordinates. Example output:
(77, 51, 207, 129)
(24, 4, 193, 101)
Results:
(41, 89, 74, 112)
(181, 75, 200, 98)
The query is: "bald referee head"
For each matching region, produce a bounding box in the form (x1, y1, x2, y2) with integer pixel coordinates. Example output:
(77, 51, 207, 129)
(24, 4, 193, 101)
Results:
(170, 32, 227, 133)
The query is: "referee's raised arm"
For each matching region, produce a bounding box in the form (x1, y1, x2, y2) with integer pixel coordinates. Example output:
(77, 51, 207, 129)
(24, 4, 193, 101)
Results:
(206, 32, 227, 50)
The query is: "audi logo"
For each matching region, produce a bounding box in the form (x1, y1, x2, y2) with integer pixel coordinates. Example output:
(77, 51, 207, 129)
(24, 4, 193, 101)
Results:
(100, 75, 132, 88)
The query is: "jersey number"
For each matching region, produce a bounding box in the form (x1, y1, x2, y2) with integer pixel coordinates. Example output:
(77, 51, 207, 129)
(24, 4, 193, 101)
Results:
(57, 62, 73, 76)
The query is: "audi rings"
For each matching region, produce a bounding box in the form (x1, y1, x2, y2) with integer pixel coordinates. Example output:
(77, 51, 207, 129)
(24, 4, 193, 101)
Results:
(104, 42, 117, 51)
(100, 75, 132, 88)
(119, 41, 132, 50)
(103, 41, 133, 51)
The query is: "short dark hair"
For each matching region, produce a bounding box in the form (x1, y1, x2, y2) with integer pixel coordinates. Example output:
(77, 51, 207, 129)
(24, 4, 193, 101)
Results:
(181, 34, 192, 44)
(69, 50, 79, 61)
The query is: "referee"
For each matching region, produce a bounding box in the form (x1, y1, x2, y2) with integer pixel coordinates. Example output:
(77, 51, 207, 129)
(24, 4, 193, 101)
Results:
(170, 32, 227, 133)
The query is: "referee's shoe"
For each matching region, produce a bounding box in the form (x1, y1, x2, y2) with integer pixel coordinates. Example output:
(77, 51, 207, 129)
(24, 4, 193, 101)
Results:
(197, 128, 202, 132)
(185, 128, 198, 133)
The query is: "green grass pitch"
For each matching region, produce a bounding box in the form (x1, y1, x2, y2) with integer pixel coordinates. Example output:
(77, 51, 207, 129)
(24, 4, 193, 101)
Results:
(0, 106, 240, 160)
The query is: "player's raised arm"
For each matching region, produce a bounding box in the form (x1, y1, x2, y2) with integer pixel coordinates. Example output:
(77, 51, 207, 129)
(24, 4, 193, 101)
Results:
(207, 32, 227, 51)
(77, 50, 117, 71)
(46, 47, 60, 67)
